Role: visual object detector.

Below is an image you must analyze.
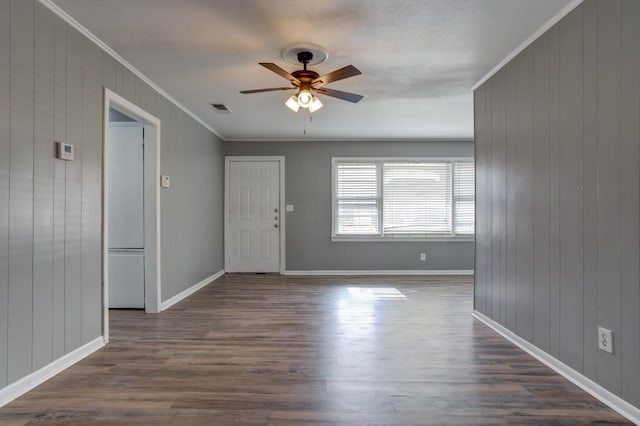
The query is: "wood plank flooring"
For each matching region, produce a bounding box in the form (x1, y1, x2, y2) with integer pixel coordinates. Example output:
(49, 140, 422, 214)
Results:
(0, 274, 631, 425)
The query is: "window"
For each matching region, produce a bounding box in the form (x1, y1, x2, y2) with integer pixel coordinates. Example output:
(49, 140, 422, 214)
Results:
(332, 158, 474, 240)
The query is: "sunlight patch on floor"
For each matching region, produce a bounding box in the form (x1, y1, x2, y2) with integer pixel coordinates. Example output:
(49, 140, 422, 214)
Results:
(347, 287, 407, 299)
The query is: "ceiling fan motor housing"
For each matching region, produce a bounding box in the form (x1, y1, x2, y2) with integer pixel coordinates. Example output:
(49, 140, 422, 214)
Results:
(291, 69, 320, 83)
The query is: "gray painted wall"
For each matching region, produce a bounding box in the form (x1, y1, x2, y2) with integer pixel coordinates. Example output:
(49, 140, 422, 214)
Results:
(225, 140, 474, 271)
(475, 0, 640, 407)
(0, 0, 224, 389)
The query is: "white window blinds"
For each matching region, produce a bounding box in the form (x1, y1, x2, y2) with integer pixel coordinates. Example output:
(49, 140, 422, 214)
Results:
(453, 161, 475, 235)
(335, 162, 379, 235)
(383, 162, 452, 236)
(333, 158, 474, 238)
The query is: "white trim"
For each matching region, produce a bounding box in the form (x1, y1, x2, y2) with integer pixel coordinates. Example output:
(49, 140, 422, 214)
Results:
(226, 138, 475, 143)
(284, 270, 474, 276)
(0, 337, 105, 408)
(331, 236, 474, 242)
(103, 88, 162, 344)
(37, 0, 223, 140)
(332, 156, 474, 162)
(160, 270, 225, 311)
(224, 156, 286, 274)
(472, 311, 640, 425)
(472, 0, 584, 91)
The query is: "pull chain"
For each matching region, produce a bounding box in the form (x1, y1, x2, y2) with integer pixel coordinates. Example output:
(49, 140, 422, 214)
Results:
(303, 110, 313, 135)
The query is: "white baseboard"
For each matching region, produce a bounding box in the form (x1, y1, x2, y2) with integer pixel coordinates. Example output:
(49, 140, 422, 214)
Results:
(0, 336, 105, 408)
(472, 310, 640, 425)
(284, 270, 474, 276)
(160, 269, 225, 311)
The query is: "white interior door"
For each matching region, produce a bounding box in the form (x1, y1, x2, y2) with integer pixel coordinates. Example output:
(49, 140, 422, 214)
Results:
(228, 161, 280, 272)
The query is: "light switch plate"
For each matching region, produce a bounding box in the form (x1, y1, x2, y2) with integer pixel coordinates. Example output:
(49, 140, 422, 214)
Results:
(598, 327, 613, 353)
(286, 204, 294, 212)
(161, 175, 170, 188)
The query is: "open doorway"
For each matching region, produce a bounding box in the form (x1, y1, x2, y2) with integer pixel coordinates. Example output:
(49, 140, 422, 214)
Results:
(103, 88, 161, 342)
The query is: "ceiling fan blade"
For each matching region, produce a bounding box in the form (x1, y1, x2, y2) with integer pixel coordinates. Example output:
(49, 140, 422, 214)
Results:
(240, 87, 297, 94)
(312, 65, 361, 86)
(259, 62, 301, 84)
(315, 87, 364, 103)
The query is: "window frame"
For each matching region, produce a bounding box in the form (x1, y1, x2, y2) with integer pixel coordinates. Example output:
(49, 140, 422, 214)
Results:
(331, 157, 474, 242)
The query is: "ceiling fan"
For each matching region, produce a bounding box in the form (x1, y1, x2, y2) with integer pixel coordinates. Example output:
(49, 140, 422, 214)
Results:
(240, 51, 363, 113)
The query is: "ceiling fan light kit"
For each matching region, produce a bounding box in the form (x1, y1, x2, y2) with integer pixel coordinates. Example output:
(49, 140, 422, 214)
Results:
(309, 96, 323, 113)
(285, 95, 300, 112)
(297, 88, 313, 107)
(240, 47, 363, 114)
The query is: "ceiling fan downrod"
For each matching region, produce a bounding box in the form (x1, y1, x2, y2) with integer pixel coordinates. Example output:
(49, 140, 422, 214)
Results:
(297, 51, 313, 71)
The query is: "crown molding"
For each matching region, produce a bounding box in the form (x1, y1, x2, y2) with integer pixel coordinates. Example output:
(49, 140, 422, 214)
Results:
(472, 0, 584, 91)
(38, 0, 225, 141)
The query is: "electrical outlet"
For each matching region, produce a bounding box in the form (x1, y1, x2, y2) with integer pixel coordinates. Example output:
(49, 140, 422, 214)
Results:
(161, 175, 171, 188)
(420, 253, 426, 261)
(598, 327, 613, 354)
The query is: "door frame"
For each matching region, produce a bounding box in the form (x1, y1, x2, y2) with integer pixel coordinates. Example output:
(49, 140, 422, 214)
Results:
(102, 88, 162, 342)
(224, 156, 286, 274)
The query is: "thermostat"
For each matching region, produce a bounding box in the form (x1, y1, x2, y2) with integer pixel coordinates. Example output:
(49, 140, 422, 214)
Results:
(56, 142, 74, 161)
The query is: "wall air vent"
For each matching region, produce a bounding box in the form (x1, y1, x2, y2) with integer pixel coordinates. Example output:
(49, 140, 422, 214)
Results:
(211, 103, 230, 113)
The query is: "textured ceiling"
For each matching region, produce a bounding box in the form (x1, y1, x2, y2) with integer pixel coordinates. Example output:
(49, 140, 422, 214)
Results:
(52, 0, 574, 141)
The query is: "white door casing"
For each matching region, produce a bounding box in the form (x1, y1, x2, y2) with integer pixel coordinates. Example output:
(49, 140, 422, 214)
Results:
(103, 88, 161, 343)
(225, 157, 285, 273)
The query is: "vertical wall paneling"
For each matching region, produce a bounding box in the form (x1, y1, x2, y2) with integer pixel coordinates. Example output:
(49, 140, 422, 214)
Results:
(558, 7, 584, 370)
(32, 1, 55, 370)
(475, 0, 640, 407)
(532, 34, 551, 352)
(485, 84, 493, 318)
(0, 0, 10, 388)
(64, 27, 83, 353)
(581, 0, 599, 381)
(514, 50, 534, 342)
(547, 24, 561, 359)
(619, 0, 640, 407)
(7, 0, 35, 383)
(114, 63, 124, 96)
(122, 69, 135, 102)
(595, 0, 622, 394)
(135, 79, 146, 110)
(474, 87, 487, 313)
(101, 51, 116, 92)
(504, 62, 518, 331)
(490, 72, 505, 323)
(51, 15, 67, 360)
(80, 36, 101, 343)
(50, 14, 67, 360)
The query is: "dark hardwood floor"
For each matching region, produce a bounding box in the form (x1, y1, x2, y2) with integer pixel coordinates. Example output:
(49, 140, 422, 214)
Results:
(0, 274, 630, 425)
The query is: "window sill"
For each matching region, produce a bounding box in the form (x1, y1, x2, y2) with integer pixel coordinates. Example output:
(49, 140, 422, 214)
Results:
(331, 235, 475, 243)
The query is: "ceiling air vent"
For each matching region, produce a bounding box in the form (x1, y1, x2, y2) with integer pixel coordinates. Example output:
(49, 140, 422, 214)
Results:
(211, 103, 230, 113)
